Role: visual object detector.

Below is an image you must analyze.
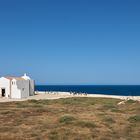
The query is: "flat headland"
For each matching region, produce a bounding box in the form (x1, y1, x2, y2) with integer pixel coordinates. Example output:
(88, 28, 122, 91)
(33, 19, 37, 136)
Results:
(0, 96, 140, 140)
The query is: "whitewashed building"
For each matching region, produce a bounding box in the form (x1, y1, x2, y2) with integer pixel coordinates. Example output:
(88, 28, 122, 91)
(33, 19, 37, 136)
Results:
(0, 74, 35, 99)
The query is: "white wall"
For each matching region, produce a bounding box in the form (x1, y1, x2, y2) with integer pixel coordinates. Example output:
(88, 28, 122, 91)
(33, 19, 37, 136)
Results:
(29, 80, 35, 96)
(0, 77, 10, 98)
(19, 80, 30, 98)
(11, 79, 30, 99)
(11, 79, 21, 98)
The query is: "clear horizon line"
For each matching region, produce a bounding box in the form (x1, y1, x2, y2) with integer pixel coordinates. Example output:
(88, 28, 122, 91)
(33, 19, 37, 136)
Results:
(35, 84, 140, 86)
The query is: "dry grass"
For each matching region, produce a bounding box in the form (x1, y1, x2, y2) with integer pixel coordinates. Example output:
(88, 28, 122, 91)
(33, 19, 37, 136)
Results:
(0, 97, 140, 140)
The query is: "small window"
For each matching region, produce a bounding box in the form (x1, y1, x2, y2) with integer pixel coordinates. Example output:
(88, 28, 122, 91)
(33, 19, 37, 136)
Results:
(12, 81, 16, 85)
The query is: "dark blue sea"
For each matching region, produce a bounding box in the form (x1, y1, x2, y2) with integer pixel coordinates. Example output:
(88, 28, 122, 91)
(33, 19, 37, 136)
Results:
(35, 85, 140, 96)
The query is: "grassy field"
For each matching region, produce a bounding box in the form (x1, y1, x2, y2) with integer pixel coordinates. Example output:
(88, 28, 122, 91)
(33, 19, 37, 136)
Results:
(0, 97, 140, 140)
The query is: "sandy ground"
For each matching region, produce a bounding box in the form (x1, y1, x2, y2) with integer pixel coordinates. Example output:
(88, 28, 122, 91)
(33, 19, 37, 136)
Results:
(0, 91, 140, 102)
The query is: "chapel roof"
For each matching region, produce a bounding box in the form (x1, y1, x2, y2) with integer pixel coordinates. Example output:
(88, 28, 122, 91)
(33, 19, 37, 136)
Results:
(5, 77, 25, 80)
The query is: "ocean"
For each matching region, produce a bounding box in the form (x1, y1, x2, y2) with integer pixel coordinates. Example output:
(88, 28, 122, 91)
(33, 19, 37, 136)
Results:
(35, 85, 140, 96)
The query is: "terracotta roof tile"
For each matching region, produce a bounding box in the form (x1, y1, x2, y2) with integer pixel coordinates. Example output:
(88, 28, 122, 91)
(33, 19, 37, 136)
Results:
(5, 77, 25, 80)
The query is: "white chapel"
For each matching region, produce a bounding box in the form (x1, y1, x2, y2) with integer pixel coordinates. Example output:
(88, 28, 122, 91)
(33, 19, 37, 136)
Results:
(0, 74, 35, 99)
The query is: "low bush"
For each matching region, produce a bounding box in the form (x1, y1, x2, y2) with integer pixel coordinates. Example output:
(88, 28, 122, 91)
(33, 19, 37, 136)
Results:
(128, 115, 140, 123)
(126, 99, 137, 104)
(111, 108, 122, 113)
(59, 115, 76, 124)
(76, 120, 96, 128)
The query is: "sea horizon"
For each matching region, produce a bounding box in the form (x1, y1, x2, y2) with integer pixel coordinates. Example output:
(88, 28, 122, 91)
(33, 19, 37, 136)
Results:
(35, 85, 140, 96)
(36, 84, 140, 86)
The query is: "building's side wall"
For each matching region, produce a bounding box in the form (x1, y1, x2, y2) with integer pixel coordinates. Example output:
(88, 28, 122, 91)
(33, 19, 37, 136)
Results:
(11, 80, 30, 99)
(29, 80, 35, 96)
(20, 80, 29, 98)
(0, 77, 10, 98)
(17, 80, 29, 98)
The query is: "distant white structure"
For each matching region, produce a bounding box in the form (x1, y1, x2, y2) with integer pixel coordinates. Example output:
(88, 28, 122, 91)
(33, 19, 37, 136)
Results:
(0, 74, 35, 99)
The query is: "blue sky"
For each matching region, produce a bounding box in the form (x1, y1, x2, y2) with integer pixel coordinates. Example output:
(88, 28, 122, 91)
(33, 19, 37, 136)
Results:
(0, 0, 140, 85)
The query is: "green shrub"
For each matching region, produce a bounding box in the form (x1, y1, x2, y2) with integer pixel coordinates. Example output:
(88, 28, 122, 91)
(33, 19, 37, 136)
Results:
(77, 121, 96, 128)
(128, 115, 140, 123)
(126, 99, 137, 104)
(59, 115, 76, 124)
(111, 108, 122, 113)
